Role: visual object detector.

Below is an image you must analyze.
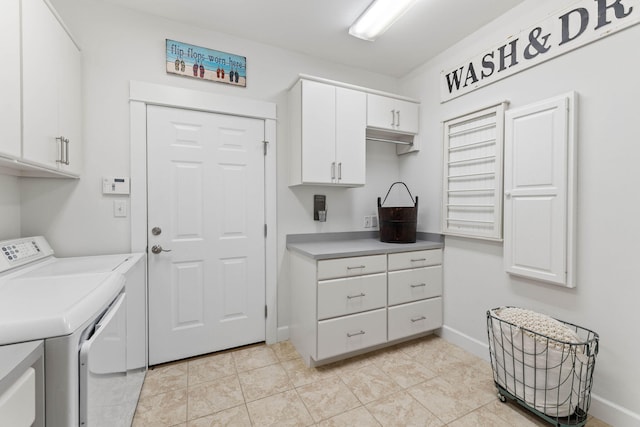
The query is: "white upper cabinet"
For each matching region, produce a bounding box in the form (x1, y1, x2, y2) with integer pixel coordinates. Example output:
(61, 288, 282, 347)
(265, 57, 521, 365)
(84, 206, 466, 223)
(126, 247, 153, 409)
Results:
(289, 79, 366, 186)
(367, 93, 419, 135)
(0, 0, 21, 159)
(504, 92, 577, 287)
(22, 0, 82, 176)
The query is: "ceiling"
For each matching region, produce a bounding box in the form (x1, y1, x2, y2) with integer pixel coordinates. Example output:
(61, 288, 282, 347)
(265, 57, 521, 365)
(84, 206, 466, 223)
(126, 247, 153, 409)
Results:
(99, 0, 525, 77)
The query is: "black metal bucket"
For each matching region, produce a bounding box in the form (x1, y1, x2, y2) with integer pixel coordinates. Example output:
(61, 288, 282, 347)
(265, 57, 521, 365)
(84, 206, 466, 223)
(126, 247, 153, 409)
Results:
(377, 182, 418, 243)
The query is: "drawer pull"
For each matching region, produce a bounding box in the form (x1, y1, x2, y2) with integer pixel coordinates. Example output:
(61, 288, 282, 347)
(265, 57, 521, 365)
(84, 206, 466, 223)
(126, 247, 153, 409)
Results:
(347, 265, 366, 270)
(347, 330, 366, 337)
(411, 283, 427, 288)
(411, 258, 427, 262)
(347, 293, 366, 299)
(411, 316, 427, 322)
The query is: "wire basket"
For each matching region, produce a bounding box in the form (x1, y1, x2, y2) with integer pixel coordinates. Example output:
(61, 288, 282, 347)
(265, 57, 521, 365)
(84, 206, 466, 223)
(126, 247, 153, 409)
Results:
(486, 307, 599, 427)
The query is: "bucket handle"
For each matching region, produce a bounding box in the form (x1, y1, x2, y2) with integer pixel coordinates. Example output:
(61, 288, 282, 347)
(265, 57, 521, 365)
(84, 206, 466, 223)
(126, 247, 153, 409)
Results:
(378, 182, 418, 208)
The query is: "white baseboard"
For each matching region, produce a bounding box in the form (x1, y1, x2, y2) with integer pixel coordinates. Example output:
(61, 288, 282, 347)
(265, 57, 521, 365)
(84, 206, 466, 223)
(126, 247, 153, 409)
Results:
(276, 325, 289, 342)
(438, 325, 490, 362)
(589, 393, 640, 427)
(439, 324, 640, 427)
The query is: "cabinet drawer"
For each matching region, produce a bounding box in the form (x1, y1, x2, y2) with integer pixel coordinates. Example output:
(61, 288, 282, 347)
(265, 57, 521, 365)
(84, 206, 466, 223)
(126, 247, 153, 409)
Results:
(317, 254, 386, 280)
(317, 309, 386, 360)
(318, 273, 386, 320)
(388, 250, 442, 271)
(388, 266, 442, 306)
(388, 298, 442, 342)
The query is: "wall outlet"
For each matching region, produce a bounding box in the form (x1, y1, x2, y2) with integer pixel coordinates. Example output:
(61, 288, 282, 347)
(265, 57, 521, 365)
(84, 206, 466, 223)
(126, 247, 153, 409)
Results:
(371, 215, 378, 228)
(364, 215, 372, 228)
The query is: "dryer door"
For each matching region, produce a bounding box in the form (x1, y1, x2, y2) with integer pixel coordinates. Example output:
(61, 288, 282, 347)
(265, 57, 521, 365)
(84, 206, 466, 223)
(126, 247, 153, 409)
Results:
(79, 293, 127, 426)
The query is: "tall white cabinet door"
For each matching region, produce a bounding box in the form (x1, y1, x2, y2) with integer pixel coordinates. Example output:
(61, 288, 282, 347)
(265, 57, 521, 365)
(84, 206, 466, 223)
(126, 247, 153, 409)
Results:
(504, 93, 576, 287)
(22, 0, 60, 169)
(0, 0, 21, 158)
(57, 28, 82, 175)
(301, 80, 336, 184)
(335, 88, 366, 185)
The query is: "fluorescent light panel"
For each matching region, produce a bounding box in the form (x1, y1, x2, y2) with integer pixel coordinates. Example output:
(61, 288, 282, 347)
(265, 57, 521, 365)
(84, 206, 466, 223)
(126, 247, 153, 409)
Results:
(349, 0, 418, 41)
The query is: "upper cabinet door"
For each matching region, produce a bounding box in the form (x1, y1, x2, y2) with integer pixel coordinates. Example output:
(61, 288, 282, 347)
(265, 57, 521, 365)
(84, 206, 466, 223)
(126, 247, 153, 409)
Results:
(57, 23, 82, 175)
(0, 0, 21, 159)
(22, 0, 82, 175)
(300, 80, 336, 184)
(22, 0, 61, 169)
(289, 79, 366, 187)
(335, 87, 366, 186)
(367, 94, 419, 134)
(504, 93, 577, 287)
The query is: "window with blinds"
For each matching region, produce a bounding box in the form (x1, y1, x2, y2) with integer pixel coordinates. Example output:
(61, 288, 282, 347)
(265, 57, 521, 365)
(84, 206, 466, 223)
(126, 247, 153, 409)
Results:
(441, 102, 507, 241)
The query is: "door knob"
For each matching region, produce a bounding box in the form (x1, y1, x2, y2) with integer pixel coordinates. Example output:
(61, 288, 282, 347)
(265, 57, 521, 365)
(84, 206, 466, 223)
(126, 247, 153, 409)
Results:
(151, 245, 171, 254)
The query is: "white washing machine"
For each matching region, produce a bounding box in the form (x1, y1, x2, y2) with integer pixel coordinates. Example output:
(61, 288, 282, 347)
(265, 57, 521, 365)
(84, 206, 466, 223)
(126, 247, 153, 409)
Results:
(0, 236, 146, 427)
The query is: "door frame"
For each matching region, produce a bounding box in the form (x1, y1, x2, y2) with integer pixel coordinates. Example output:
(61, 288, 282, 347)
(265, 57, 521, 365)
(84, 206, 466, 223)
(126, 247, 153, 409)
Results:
(128, 80, 278, 344)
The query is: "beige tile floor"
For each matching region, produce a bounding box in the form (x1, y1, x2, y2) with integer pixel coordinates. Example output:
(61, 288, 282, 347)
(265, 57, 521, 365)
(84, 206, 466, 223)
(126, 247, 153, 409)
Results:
(133, 335, 610, 426)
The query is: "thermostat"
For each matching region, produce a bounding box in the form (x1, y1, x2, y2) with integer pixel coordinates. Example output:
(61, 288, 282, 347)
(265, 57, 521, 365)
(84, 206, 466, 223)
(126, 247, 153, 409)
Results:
(102, 177, 130, 195)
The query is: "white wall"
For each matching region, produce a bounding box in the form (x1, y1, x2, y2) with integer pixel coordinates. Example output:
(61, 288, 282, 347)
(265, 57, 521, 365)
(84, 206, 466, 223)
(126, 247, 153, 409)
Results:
(20, 0, 403, 334)
(399, 0, 640, 424)
(0, 175, 20, 240)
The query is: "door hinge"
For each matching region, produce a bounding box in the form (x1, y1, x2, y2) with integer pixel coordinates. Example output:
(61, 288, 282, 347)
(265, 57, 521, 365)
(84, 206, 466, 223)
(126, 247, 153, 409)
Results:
(265, 305, 268, 318)
(263, 140, 269, 156)
(264, 224, 267, 237)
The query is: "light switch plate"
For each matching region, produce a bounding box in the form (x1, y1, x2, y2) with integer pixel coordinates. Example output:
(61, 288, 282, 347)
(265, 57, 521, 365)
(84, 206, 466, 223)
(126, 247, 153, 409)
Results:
(114, 200, 127, 217)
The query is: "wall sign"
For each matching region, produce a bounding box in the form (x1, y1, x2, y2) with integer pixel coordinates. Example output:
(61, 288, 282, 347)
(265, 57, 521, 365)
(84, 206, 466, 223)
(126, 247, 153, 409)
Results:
(440, 0, 639, 102)
(166, 39, 246, 87)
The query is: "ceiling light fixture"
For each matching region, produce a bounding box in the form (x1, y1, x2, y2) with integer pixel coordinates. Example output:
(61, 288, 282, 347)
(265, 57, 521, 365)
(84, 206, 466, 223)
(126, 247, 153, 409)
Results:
(349, 0, 419, 41)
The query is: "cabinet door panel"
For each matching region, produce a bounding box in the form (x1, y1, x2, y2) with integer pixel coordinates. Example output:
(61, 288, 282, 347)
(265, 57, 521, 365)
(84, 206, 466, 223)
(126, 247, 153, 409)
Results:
(318, 273, 386, 320)
(317, 309, 386, 360)
(335, 88, 366, 185)
(301, 80, 335, 183)
(394, 99, 419, 134)
(388, 250, 442, 271)
(388, 298, 442, 341)
(367, 94, 396, 131)
(58, 28, 82, 175)
(0, 0, 21, 158)
(317, 254, 386, 280)
(388, 266, 442, 306)
(504, 94, 574, 286)
(22, 0, 61, 168)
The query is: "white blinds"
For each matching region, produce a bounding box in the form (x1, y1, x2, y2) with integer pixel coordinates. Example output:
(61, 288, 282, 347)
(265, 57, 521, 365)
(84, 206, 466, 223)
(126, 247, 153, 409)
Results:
(441, 103, 507, 240)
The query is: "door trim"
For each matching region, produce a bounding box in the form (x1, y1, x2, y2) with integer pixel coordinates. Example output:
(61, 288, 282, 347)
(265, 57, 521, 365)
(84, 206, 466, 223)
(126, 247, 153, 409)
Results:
(129, 80, 278, 345)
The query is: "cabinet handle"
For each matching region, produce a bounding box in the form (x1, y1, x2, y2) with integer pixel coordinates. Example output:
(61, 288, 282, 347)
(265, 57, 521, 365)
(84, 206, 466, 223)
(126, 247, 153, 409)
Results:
(338, 162, 342, 180)
(56, 136, 70, 165)
(390, 109, 396, 127)
(331, 162, 336, 180)
(396, 110, 400, 128)
(347, 330, 366, 337)
(411, 258, 427, 262)
(410, 283, 426, 288)
(347, 293, 365, 299)
(411, 316, 427, 323)
(347, 265, 366, 270)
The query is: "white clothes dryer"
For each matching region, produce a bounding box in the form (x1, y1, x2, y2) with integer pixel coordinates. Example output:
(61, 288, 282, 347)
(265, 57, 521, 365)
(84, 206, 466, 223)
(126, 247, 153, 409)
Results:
(0, 236, 146, 427)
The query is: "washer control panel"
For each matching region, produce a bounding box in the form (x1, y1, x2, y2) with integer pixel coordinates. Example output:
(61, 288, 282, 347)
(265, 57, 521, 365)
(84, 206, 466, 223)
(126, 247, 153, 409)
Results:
(0, 237, 54, 274)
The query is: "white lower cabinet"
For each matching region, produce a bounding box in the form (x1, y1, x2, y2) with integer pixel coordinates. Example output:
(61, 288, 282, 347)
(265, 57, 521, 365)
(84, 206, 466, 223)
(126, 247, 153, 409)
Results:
(317, 309, 387, 360)
(317, 273, 386, 320)
(388, 298, 442, 341)
(289, 248, 443, 366)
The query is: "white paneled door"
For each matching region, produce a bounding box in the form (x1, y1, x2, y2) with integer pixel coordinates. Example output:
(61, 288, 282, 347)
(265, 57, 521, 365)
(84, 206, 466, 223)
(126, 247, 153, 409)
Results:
(147, 105, 266, 365)
(503, 93, 576, 287)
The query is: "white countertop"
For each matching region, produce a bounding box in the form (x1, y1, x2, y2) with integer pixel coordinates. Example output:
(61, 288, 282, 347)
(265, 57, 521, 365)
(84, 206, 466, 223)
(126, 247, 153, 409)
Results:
(286, 235, 443, 260)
